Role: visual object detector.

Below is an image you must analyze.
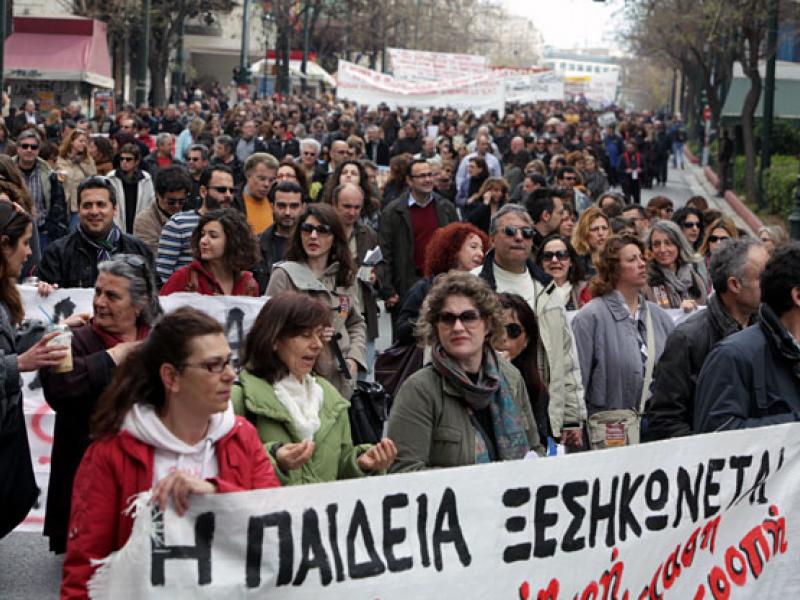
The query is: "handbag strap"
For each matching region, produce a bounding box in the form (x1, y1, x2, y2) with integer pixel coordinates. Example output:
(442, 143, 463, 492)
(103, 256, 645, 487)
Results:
(330, 336, 353, 381)
(639, 303, 656, 414)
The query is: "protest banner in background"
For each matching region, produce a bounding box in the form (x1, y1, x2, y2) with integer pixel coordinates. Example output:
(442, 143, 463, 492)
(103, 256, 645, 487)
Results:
(88, 423, 800, 599)
(387, 48, 488, 82)
(502, 70, 565, 104)
(17, 288, 268, 532)
(336, 60, 506, 114)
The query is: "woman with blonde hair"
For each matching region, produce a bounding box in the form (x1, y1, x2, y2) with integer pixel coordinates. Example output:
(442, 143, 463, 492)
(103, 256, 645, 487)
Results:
(571, 206, 610, 278)
(56, 129, 96, 218)
(698, 216, 739, 291)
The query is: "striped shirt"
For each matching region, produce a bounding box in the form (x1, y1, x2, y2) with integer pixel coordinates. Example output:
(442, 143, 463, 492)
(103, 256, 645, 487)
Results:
(156, 210, 200, 283)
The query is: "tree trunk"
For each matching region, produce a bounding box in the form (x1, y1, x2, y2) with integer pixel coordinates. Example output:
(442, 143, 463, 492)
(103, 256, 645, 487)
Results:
(149, 31, 171, 108)
(740, 69, 761, 203)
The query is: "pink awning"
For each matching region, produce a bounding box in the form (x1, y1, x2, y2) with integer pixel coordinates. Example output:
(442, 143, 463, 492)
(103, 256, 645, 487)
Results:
(4, 17, 113, 88)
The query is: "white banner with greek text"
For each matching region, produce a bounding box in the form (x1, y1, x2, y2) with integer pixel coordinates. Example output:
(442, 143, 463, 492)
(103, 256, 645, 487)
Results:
(89, 423, 800, 599)
(387, 48, 489, 82)
(336, 61, 506, 114)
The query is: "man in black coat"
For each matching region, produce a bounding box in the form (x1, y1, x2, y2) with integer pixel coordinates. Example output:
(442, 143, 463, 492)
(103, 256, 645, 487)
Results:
(266, 119, 300, 160)
(39, 177, 152, 288)
(364, 125, 390, 166)
(694, 243, 800, 433)
(646, 239, 769, 440)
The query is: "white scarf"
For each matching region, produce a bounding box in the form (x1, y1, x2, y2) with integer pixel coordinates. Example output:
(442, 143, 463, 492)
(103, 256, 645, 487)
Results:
(273, 373, 324, 441)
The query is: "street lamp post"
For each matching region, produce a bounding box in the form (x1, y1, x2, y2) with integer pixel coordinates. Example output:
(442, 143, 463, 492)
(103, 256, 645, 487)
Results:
(239, 0, 251, 85)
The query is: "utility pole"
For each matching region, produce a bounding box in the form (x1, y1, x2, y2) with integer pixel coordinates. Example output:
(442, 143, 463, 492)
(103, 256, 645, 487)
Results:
(172, 18, 185, 102)
(239, 0, 252, 85)
(136, 0, 151, 107)
(300, 0, 310, 94)
(757, 0, 779, 210)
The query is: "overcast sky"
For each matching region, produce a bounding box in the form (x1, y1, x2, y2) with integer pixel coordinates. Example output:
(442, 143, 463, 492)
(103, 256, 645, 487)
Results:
(502, 0, 625, 50)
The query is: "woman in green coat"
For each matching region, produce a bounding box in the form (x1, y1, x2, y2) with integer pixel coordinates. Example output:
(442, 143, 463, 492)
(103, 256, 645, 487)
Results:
(232, 291, 396, 485)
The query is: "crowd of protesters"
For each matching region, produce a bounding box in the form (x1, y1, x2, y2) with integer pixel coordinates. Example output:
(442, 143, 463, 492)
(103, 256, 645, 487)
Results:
(0, 88, 797, 598)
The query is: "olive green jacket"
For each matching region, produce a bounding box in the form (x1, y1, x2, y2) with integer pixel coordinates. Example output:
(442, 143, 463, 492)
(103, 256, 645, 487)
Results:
(387, 358, 545, 473)
(231, 369, 367, 485)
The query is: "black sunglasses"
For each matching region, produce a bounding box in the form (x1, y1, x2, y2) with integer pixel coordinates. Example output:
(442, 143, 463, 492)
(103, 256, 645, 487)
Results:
(19, 143, 39, 150)
(502, 225, 534, 240)
(209, 186, 235, 194)
(438, 309, 482, 327)
(504, 323, 524, 339)
(682, 221, 701, 229)
(708, 235, 731, 243)
(542, 250, 569, 261)
(300, 222, 333, 235)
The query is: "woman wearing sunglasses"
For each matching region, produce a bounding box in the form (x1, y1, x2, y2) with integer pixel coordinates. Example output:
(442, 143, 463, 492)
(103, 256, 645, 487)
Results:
(387, 271, 544, 472)
(495, 293, 550, 445)
(61, 308, 280, 598)
(698, 216, 739, 293)
(160, 208, 260, 297)
(41, 254, 160, 554)
(233, 292, 396, 485)
(535, 234, 587, 311)
(266, 203, 366, 398)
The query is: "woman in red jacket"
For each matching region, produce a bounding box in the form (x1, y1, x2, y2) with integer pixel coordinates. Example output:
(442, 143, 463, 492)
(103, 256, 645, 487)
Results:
(61, 307, 279, 599)
(160, 208, 260, 296)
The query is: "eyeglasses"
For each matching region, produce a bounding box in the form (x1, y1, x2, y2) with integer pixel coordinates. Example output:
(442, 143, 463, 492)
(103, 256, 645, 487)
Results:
(187, 156, 203, 162)
(708, 235, 731, 243)
(682, 221, 701, 229)
(542, 250, 570, 262)
(411, 172, 434, 179)
(19, 143, 39, 150)
(502, 225, 534, 239)
(182, 355, 234, 373)
(504, 323, 524, 339)
(119, 156, 136, 162)
(302, 151, 317, 156)
(163, 196, 187, 207)
(438, 309, 482, 327)
(209, 186, 235, 194)
(300, 222, 333, 235)
(562, 176, 577, 182)
(589, 224, 610, 234)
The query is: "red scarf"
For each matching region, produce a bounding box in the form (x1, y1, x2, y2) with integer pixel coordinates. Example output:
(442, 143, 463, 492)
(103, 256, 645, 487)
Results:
(90, 319, 150, 349)
(623, 152, 641, 170)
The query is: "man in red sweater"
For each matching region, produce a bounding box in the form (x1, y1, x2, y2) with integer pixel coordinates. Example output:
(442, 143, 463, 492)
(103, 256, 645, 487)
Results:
(378, 158, 459, 339)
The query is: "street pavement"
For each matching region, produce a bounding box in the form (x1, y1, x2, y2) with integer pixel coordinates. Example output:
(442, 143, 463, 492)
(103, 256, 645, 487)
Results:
(0, 158, 746, 600)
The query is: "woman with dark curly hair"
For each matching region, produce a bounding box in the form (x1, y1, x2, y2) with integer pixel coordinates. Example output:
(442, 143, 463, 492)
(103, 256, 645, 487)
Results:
(160, 208, 260, 296)
(396, 222, 489, 345)
(266, 203, 366, 397)
(387, 271, 544, 472)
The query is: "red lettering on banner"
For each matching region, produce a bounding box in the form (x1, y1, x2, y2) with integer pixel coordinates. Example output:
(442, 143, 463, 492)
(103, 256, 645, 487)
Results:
(694, 505, 789, 598)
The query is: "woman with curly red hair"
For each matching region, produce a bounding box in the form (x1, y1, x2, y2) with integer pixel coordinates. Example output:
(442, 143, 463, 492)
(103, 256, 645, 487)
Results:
(395, 222, 489, 345)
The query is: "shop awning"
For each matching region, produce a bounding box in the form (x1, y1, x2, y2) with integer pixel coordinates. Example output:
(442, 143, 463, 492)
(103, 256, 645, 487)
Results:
(721, 60, 800, 124)
(4, 17, 114, 89)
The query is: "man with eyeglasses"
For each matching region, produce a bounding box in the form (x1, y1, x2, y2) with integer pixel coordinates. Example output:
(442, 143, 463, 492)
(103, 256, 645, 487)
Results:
(13, 128, 69, 249)
(555, 166, 590, 213)
(156, 165, 236, 283)
(475, 203, 585, 449)
(106, 143, 155, 235)
(184, 144, 209, 207)
(378, 158, 458, 338)
(133, 166, 192, 256)
(39, 177, 152, 289)
(622, 204, 650, 239)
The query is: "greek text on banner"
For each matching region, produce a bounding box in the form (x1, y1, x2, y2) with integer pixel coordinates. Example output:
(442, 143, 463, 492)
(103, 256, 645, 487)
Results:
(89, 423, 800, 598)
